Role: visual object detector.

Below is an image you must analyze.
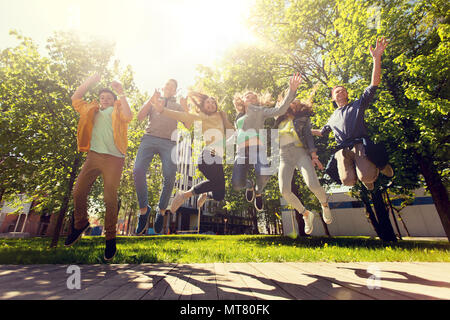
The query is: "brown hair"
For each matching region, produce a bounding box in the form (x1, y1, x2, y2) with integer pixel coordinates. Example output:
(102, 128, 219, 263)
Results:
(99, 88, 117, 101)
(168, 79, 178, 90)
(331, 85, 346, 97)
(274, 99, 313, 127)
(188, 91, 218, 115)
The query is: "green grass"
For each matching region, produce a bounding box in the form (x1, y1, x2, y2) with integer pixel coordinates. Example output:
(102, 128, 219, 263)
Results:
(0, 235, 449, 264)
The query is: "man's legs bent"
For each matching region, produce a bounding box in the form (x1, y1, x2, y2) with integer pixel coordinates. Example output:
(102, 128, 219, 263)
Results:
(335, 148, 357, 186)
(354, 143, 379, 189)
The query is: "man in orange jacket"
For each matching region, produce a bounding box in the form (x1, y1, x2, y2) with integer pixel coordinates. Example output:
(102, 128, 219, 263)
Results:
(65, 73, 133, 261)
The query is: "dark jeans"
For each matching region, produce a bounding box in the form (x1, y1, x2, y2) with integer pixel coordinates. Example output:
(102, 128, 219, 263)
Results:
(232, 144, 271, 194)
(192, 149, 225, 201)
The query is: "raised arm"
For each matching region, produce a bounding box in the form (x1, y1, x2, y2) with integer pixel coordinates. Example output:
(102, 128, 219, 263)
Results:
(262, 73, 302, 118)
(111, 81, 133, 122)
(369, 37, 388, 86)
(150, 98, 196, 128)
(137, 90, 160, 122)
(71, 73, 101, 102)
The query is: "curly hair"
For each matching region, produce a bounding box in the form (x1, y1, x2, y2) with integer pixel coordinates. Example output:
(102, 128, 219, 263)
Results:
(233, 90, 274, 113)
(188, 91, 218, 114)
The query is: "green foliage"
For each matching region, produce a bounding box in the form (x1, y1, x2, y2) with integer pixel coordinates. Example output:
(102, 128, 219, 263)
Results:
(0, 31, 160, 232)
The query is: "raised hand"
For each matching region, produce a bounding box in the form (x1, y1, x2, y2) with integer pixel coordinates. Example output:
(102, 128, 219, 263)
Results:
(153, 97, 165, 113)
(150, 89, 161, 105)
(369, 37, 388, 60)
(89, 73, 101, 85)
(180, 97, 189, 112)
(312, 157, 324, 170)
(111, 81, 124, 95)
(289, 73, 302, 92)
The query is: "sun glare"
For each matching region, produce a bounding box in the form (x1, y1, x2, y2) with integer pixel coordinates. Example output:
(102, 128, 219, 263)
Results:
(3, 0, 258, 91)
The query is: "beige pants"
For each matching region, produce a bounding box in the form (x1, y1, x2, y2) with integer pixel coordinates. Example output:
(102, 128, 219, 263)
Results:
(335, 143, 378, 186)
(73, 151, 124, 240)
(279, 144, 328, 213)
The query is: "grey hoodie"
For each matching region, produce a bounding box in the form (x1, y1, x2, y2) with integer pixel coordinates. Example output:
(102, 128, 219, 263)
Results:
(235, 88, 297, 145)
(236, 88, 297, 131)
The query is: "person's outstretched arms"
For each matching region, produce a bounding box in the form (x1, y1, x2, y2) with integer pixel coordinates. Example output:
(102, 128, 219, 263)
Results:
(261, 73, 302, 118)
(71, 73, 101, 102)
(137, 90, 160, 122)
(153, 95, 197, 128)
(369, 37, 388, 87)
(111, 81, 133, 122)
(359, 37, 388, 110)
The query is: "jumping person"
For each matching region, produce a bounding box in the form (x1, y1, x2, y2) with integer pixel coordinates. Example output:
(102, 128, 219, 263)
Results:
(312, 37, 393, 190)
(232, 73, 302, 212)
(274, 98, 332, 235)
(133, 79, 187, 235)
(152, 91, 234, 213)
(65, 73, 133, 261)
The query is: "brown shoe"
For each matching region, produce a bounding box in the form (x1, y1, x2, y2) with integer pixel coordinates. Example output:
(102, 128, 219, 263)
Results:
(380, 164, 394, 178)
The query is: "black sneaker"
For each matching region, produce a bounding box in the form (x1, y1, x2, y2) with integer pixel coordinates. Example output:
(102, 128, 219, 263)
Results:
(154, 211, 164, 234)
(104, 238, 116, 261)
(64, 222, 90, 247)
(136, 205, 151, 236)
(254, 194, 264, 212)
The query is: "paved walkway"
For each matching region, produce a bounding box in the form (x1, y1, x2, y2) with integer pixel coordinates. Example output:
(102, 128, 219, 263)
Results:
(0, 262, 449, 300)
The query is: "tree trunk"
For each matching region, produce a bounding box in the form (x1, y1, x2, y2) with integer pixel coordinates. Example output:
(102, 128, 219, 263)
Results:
(126, 210, 133, 236)
(417, 154, 450, 241)
(121, 204, 128, 235)
(371, 188, 397, 242)
(251, 207, 259, 234)
(360, 187, 397, 241)
(49, 155, 81, 248)
(385, 191, 402, 240)
(360, 189, 384, 236)
(394, 208, 411, 237)
(0, 188, 5, 205)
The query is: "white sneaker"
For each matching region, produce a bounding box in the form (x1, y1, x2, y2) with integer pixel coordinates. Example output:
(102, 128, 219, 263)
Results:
(321, 203, 333, 224)
(170, 192, 186, 214)
(303, 210, 314, 235)
(197, 193, 208, 208)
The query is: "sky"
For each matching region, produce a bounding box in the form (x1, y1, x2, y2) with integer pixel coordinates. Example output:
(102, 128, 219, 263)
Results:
(0, 0, 258, 94)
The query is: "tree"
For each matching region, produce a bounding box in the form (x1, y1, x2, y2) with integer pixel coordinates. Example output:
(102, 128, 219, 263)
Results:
(330, 0, 450, 239)
(0, 31, 141, 246)
(243, 0, 449, 240)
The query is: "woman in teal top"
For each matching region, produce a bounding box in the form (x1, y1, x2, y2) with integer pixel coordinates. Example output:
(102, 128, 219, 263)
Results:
(231, 73, 302, 212)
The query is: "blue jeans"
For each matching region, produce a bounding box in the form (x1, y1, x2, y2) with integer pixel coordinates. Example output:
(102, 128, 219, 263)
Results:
(232, 144, 272, 194)
(133, 135, 177, 211)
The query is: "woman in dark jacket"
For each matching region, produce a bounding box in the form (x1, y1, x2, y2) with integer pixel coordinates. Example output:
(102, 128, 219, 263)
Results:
(274, 99, 332, 235)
